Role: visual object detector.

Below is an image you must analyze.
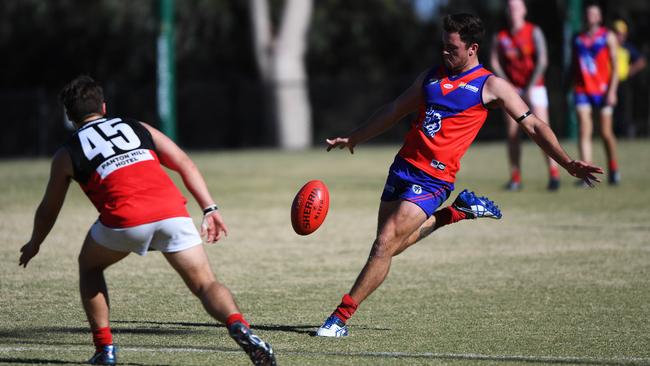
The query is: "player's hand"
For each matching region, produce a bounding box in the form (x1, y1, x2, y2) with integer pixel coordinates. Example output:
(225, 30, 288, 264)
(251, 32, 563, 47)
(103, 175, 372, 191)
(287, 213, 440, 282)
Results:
(326, 137, 356, 154)
(201, 210, 228, 243)
(19, 241, 40, 268)
(607, 89, 618, 106)
(565, 160, 604, 187)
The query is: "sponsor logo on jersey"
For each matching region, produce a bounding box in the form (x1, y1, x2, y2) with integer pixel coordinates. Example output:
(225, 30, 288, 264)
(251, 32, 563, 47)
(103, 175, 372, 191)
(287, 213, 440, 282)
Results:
(411, 184, 423, 194)
(96, 149, 154, 179)
(443, 83, 454, 89)
(459, 82, 479, 93)
(430, 159, 446, 171)
(427, 78, 440, 85)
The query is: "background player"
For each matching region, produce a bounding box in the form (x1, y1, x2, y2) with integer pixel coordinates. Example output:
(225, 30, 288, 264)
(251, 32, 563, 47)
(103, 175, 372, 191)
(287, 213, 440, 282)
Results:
(572, 3, 620, 185)
(612, 18, 647, 138)
(490, 0, 560, 191)
(18, 76, 276, 366)
(316, 13, 602, 338)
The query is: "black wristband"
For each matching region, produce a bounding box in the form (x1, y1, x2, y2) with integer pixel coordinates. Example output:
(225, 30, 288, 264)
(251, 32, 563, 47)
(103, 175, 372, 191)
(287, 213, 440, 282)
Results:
(202, 204, 218, 215)
(515, 110, 532, 123)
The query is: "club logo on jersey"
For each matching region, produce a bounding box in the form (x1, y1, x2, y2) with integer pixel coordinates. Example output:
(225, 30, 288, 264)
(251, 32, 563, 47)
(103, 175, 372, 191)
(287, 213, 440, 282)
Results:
(412, 184, 423, 194)
(580, 56, 597, 75)
(422, 106, 442, 138)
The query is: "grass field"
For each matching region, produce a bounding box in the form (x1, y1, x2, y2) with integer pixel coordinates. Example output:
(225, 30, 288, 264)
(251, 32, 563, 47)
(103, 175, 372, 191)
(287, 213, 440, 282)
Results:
(1, 139, 649, 366)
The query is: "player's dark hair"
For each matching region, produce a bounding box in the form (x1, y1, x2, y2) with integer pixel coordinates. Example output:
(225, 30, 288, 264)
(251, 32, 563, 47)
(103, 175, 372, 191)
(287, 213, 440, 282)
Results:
(443, 13, 485, 48)
(59, 75, 104, 124)
(584, 1, 601, 9)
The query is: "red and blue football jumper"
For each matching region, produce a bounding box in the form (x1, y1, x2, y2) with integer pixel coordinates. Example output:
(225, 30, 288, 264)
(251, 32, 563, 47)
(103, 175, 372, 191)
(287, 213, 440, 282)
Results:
(573, 27, 612, 107)
(381, 64, 492, 217)
(398, 64, 493, 183)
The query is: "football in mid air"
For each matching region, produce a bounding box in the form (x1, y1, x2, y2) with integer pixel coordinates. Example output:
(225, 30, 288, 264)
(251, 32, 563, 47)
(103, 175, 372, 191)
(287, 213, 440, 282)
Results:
(291, 180, 330, 235)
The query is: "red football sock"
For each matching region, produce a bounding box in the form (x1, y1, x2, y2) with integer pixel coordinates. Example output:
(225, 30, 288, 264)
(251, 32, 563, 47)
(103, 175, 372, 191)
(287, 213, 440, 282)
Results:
(549, 166, 560, 179)
(332, 294, 358, 323)
(609, 159, 618, 172)
(226, 313, 250, 329)
(433, 206, 467, 228)
(511, 169, 521, 183)
(92, 326, 113, 350)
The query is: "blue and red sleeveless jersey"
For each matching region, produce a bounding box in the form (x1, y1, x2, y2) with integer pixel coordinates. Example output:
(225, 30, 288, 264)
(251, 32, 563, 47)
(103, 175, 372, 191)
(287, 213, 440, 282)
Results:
(64, 117, 189, 228)
(398, 64, 492, 183)
(574, 27, 612, 95)
(496, 22, 543, 88)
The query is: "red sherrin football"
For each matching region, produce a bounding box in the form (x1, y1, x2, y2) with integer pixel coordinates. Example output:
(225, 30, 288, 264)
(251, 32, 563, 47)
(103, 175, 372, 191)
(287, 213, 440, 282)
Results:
(291, 180, 330, 235)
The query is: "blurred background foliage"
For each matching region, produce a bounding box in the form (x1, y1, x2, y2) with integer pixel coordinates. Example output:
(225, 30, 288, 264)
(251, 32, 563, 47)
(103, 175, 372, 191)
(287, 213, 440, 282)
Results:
(0, 0, 648, 155)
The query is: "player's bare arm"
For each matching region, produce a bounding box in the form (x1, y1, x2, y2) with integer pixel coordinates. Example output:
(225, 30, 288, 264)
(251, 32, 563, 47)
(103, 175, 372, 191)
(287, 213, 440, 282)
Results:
(141, 122, 228, 243)
(526, 26, 548, 90)
(489, 34, 509, 81)
(19, 148, 73, 267)
(605, 30, 620, 106)
(483, 76, 603, 185)
(326, 71, 426, 154)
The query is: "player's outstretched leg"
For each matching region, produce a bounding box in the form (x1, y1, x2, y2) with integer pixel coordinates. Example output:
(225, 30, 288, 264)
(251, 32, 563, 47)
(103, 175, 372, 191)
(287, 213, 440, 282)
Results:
(164, 245, 276, 365)
(229, 321, 277, 365)
(451, 189, 502, 219)
(88, 345, 117, 365)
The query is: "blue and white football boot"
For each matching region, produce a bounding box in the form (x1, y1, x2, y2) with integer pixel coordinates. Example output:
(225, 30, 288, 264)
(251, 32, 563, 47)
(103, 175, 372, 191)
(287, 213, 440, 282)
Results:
(316, 315, 349, 337)
(452, 189, 502, 219)
(88, 344, 117, 365)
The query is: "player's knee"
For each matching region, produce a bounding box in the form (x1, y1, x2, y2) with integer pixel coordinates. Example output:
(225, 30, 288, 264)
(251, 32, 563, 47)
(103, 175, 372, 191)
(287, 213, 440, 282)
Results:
(370, 236, 399, 258)
(600, 127, 614, 140)
(188, 278, 221, 298)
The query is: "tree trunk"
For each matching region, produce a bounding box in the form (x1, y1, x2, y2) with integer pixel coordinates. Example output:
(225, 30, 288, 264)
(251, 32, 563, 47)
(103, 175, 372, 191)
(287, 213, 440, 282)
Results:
(249, 0, 313, 150)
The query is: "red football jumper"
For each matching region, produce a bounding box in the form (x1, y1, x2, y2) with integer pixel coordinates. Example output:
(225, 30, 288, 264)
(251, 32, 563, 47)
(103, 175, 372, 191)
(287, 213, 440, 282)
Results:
(65, 117, 189, 228)
(496, 22, 543, 88)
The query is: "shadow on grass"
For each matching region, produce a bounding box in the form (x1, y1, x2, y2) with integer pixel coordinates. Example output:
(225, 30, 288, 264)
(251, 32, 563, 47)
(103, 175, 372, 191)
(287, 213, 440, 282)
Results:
(114, 319, 316, 335)
(112, 319, 391, 335)
(0, 325, 207, 340)
(0, 357, 151, 366)
(0, 358, 76, 365)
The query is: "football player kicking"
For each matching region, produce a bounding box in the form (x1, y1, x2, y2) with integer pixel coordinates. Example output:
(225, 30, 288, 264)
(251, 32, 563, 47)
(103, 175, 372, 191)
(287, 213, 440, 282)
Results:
(19, 76, 276, 366)
(317, 13, 602, 337)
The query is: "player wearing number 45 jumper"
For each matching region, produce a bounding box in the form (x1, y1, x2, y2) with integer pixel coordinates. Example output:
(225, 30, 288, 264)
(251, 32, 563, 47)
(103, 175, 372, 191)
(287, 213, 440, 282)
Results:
(18, 76, 275, 366)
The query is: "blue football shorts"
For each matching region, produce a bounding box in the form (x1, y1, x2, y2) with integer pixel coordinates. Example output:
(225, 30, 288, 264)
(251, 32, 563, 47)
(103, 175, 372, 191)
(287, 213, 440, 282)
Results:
(380, 156, 454, 217)
(575, 92, 606, 108)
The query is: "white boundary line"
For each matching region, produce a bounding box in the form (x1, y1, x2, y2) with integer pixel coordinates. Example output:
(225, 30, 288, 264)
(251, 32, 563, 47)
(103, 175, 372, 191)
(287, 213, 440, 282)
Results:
(1, 345, 649, 364)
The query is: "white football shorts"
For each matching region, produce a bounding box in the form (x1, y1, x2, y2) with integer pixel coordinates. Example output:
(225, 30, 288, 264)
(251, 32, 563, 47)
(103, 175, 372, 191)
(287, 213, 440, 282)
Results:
(90, 217, 202, 256)
(523, 85, 549, 108)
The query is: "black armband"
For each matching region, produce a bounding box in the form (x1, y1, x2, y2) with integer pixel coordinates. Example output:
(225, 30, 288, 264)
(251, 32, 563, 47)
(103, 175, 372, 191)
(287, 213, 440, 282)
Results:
(515, 110, 532, 123)
(202, 204, 218, 215)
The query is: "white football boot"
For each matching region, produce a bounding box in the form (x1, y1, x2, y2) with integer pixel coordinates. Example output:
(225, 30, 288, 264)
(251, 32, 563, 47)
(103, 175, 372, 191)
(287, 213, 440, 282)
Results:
(316, 315, 349, 337)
